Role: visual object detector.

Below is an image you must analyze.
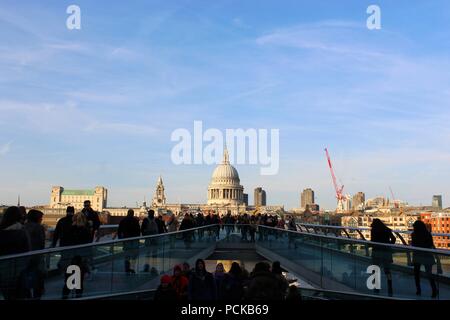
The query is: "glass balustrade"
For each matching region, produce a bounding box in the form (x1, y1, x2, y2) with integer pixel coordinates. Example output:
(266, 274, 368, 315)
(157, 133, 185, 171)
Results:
(256, 225, 450, 300)
(1, 224, 449, 300)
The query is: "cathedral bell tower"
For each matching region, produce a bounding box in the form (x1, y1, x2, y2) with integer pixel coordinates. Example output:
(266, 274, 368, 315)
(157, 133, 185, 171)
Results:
(152, 176, 166, 207)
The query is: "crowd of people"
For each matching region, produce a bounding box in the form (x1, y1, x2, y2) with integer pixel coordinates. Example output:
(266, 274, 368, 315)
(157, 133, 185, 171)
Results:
(0, 201, 101, 299)
(0, 204, 444, 299)
(154, 259, 300, 301)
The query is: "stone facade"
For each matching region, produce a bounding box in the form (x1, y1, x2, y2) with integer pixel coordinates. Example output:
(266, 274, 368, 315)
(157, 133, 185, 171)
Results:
(49, 186, 107, 211)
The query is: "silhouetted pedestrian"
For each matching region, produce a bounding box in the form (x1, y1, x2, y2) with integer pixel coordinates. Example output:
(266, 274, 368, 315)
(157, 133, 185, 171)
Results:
(411, 220, 439, 298)
(0, 206, 31, 300)
(222, 262, 244, 300)
(24, 210, 45, 251)
(118, 209, 140, 274)
(62, 212, 92, 299)
(246, 262, 284, 300)
(371, 218, 396, 296)
(188, 259, 217, 300)
(141, 210, 159, 273)
(81, 200, 101, 241)
(52, 206, 75, 247)
(172, 264, 189, 300)
(272, 261, 289, 297)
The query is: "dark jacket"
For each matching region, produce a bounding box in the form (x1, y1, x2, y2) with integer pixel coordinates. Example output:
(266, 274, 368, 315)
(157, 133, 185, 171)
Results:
(245, 270, 285, 300)
(179, 217, 195, 231)
(196, 215, 205, 227)
(188, 271, 217, 300)
(156, 218, 167, 234)
(118, 216, 141, 239)
(221, 273, 244, 300)
(68, 225, 92, 246)
(52, 215, 73, 247)
(82, 208, 101, 237)
(24, 222, 46, 251)
(411, 232, 436, 266)
(141, 217, 158, 236)
(0, 223, 31, 256)
(371, 227, 396, 264)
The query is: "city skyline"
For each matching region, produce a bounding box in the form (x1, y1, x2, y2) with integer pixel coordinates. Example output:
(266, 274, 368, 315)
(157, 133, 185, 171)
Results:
(1, 1, 450, 209)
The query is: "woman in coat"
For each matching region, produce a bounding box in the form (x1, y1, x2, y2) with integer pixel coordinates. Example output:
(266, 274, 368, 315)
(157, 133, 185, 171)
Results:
(411, 220, 439, 298)
(370, 218, 396, 296)
(0, 206, 31, 300)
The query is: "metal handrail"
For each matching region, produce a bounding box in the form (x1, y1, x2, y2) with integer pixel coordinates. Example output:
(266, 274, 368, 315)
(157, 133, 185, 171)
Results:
(296, 222, 450, 237)
(2, 223, 449, 262)
(264, 225, 450, 255)
(0, 224, 218, 261)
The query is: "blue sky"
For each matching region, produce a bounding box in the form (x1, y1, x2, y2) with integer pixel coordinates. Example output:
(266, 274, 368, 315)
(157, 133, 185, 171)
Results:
(1, 0, 450, 209)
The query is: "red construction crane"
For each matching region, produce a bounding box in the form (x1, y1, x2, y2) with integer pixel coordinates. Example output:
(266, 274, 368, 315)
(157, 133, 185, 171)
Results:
(325, 148, 344, 201)
(389, 186, 399, 208)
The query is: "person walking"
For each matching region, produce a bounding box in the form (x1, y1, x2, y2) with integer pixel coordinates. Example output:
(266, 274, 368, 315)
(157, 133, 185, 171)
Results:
(167, 214, 179, 233)
(81, 200, 101, 242)
(171, 264, 189, 301)
(20, 209, 46, 300)
(411, 220, 439, 298)
(272, 261, 289, 297)
(196, 212, 205, 240)
(167, 214, 179, 249)
(249, 215, 257, 242)
(223, 213, 234, 240)
(24, 210, 46, 251)
(118, 209, 140, 274)
(370, 218, 396, 296)
(52, 206, 75, 247)
(156, 214, 167, 234)
(141, 210, 159, 273)
(62, 212, 92, 299)
(182, 262, 193, 279)
(214, 263, 227, 299)
(179, 213, 195, 249)
(188, 259, 217, 300)
(245, 262, 284, 300)
(221, 262, 245, 300)
(0, 206, 31, 300)
(287, 215, 297, 248)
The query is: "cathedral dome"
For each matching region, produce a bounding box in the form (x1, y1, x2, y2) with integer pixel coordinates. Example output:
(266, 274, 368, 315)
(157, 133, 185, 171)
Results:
(208, 149, 244, 206)
(211, 151, 240, 183)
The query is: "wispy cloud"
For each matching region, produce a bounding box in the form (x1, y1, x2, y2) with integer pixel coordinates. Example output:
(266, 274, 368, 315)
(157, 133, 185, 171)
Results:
(0, 141, 12, 156)
(84, 121, 159, 136)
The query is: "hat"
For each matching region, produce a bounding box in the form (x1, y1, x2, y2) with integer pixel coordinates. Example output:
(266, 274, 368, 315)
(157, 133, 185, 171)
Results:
(161, 275, 172, 284)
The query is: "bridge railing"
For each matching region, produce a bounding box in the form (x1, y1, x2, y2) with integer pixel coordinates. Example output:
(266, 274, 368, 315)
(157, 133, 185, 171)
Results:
(256, 225, 450, 300)
(295, 222, 450, 246)
(0, 224, 222, 300)
(2, 223, 450, 300)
